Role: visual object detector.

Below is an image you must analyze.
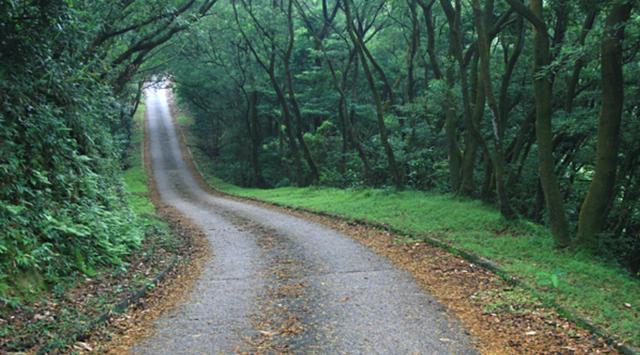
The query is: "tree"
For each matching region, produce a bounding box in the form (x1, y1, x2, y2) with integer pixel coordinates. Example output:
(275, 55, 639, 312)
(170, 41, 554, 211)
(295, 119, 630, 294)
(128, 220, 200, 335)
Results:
(233, 0, 307, 185)
(472, 0, 515, 218)
(577, 1, 634, 248)
(506, 0, 571, 247)
(343, 0, 405, 188)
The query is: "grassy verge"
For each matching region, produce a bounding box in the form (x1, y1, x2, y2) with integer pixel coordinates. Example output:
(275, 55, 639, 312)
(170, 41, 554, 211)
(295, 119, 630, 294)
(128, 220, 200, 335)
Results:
(122, 104, 155, 216)
(178, 114, 640, 350)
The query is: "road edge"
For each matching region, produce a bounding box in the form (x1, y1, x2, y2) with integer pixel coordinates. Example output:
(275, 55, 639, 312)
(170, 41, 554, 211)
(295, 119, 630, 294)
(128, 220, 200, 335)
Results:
(92, 93, 212, 353)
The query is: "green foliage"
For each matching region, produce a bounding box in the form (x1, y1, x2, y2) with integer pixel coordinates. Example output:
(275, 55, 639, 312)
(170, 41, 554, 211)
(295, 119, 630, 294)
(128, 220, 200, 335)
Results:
(0, 1, 143, 301)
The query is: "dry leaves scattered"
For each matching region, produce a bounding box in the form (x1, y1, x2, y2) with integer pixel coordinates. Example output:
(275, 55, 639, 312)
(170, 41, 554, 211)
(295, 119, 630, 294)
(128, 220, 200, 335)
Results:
(254, 205, 617, 355)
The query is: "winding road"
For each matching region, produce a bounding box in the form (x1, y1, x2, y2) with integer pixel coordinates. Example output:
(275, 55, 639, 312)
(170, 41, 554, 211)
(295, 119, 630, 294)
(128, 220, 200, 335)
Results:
(132, 86, 477, 354)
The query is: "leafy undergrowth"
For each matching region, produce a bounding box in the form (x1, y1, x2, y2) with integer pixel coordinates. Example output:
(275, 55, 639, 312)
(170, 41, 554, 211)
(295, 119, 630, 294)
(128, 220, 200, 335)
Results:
(180, 119, 640, 350)
(0, 104, 184, 353)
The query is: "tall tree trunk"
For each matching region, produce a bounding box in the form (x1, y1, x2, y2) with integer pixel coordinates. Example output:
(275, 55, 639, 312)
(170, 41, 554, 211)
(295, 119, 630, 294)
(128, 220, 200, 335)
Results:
(247, 90, 266, 187)
(344, 0, 404, 188)
(440, 0, 477, 196)
(444, 64, 463, 191)
(284, 64, 320, 184)
(269, 71, 305, 185)
(473, 0, 514, 218)
(577, 2, 633, 248)
(405, 0, 419, 103)
(335, 54, 372, 181)
(498, 17, 524, 127)
(285, 0, 320, 184)
(420, 0, 462, 191)
(459, 54, 482, 196)
(508, 0, 571, 247)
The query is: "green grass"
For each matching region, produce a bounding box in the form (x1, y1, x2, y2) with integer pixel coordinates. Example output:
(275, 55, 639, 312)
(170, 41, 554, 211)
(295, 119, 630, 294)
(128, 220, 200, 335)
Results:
(184, 130, 640, 349)
(123, 103, 154, 216)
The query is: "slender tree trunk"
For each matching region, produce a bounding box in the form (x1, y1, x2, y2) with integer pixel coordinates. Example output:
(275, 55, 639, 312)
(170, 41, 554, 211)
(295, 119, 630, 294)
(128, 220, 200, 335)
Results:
(419, 0, 442, 79)
(359, 32, 396, 107)
(405, 0, 419, 103)
(284, 63, 320, 183)
(345, 50, 373, 181)
(577, 2, 633, 248)
(459, 54, 482, 196)
(247, 90, 266, 187)
(481, 152, 494, 201)
(564, 10, 598, 113)
(269, 71, 304, 185)
(344, 0, 404, 188)
(334, 54, 372, 181)
(440, 0, 477, 196)
(285, 0, 320, 184)
(473, 0, 514, 218)
(444, 64, 463, 191)
(498, 17, 524, 127)
(420, 0, 462, 191)
(527, 0, 571, 247)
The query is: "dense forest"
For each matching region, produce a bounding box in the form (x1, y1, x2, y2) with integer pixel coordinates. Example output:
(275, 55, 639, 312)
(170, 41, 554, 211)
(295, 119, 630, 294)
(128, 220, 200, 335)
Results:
(167, 0, 639, 272)
(1, 0, 638, 304)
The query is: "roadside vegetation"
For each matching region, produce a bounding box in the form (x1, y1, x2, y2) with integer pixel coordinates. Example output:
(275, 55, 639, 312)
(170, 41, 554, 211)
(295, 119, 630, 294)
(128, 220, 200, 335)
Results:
(1, 1, 216, 302)
(0, 105, 185, 353)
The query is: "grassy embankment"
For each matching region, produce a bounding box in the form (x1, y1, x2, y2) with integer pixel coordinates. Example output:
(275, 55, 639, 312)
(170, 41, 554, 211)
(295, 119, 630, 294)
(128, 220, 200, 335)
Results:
(178, 113, 640, 349)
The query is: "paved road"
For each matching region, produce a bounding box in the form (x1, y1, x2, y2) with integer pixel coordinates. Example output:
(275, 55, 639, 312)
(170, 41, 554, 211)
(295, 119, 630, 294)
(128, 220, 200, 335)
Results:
(132, 86, 477, 354)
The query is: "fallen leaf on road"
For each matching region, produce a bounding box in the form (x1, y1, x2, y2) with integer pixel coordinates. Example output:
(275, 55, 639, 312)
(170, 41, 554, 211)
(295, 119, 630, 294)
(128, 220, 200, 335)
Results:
(74, 341, 93, 351)
(259, 330, 276, 337)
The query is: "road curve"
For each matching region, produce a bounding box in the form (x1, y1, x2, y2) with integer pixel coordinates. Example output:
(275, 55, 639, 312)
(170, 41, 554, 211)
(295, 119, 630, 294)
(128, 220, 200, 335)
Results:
(132, 86, 477, 354)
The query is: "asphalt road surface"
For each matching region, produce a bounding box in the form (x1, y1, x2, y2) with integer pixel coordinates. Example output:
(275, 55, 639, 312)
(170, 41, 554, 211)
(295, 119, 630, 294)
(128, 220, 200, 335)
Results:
(132, 86, 477, 354)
